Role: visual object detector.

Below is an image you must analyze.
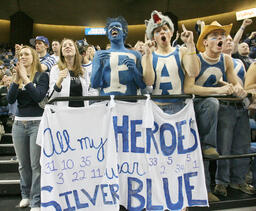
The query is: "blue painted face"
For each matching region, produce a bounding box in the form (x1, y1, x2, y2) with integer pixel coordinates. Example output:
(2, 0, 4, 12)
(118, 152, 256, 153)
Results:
(107, 22, 123, 42)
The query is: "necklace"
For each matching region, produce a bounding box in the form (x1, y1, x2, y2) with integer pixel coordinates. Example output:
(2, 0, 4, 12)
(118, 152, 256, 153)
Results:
(202, 52, 220, 62)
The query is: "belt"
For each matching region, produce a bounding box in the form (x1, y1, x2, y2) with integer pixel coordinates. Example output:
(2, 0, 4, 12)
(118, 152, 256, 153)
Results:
(15, 120, 40, 125)
(220, 101, 244, 109)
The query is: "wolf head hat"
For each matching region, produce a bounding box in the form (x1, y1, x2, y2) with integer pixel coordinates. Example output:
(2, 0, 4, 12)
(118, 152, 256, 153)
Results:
(145, 10, 174, 40)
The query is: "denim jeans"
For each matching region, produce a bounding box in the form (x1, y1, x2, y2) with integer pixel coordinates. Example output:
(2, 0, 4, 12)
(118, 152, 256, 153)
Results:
(194, 98, 219, 150)
(250, 143, 256, 188)
(158, 101, 185, 115)
(12, 120, 41, 208)
(215, 104, 251, 186)
(194, 98, 219, 191)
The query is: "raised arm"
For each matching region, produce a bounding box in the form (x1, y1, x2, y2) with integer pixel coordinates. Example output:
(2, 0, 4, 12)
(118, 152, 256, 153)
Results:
(142, 40, 155, 86)
(232, 19, 252, 54)
(180, 24, 200, 77)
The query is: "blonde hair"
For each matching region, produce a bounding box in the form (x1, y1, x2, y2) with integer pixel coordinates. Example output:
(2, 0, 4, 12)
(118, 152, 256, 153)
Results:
(58, 38, 83, 77)
(18, 45, 42, 84)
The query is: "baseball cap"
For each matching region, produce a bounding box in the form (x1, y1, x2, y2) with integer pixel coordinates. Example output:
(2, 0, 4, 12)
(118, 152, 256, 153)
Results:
(30, 36, 50, 46)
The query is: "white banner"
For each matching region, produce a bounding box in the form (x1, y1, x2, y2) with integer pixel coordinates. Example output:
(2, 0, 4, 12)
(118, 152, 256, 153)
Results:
(236, 8, 256, 21)
(37, 99, 208, 210)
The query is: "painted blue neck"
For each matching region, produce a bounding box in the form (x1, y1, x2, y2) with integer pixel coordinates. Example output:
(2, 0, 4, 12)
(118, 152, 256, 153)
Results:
(110, 40, 125, 51)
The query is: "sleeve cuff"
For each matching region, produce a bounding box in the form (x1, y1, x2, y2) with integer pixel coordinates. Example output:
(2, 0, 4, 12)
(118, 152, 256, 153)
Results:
(24, 82, 34, 89)
(54, 84, 62, 92)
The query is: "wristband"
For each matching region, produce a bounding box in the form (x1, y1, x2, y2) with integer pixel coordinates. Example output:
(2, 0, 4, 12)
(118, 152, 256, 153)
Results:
(186, 51, 197, 55)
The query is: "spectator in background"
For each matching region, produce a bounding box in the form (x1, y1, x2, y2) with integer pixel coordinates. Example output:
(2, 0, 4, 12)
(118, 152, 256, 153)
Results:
(236, 42, 254, 71)
(7, 45, 49, 211)
(134, 41, 145, 55)
(231, 19, 253, 55)
(30, 36, 56, 72)
(83, 45, 95, 65)
(51, 40, 60, 63)
(105, 43, 111, 50)
(244, 31, 256, 59)
(81, 45, 95, 77)
(49, 38, 89, 107)
(7, 48, 13, 57)
(91, 16, 146, 96)
(80, 45, 99, 97)
(194, 20, 205, 36)
(232, 19, 255, 71)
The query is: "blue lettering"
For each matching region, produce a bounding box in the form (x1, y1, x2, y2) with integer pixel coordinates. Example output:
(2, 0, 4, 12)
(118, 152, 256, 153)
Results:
(73, 190, 89, 209)
(113, 115, 129, 152)
(163, 177, 183, 210)
(101, 184, 113, 205)
(160, 123, 176, 156)
(81, 185, 99, 206)
(41, 186, 61, 210)
(131, 120, 144, 153)
(184, 172, 207, 206)
(77, 137, 107, 161)
(109, 184, 119, 204)
(146, 122, 159, 154)
(43, 128, 75, 158)
(128, 177, 145, 211)
(59, 191, 75, 211)
(105, 161, 146, 179)
(177, 119, 198, 154)
(146, 178, 163, 210)
(176, 120, 186, 154)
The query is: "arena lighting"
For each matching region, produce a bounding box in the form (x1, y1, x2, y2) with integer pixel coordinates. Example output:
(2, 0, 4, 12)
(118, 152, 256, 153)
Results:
(85, 28, 106, 35)
(236, 8, 256, 21)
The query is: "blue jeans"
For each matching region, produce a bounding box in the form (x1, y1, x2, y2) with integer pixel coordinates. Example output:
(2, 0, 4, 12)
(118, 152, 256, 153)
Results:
(158, 101, 185, 115)
(194, 98, 219, 191)
(215, 104, 251, 186)
(250, 143, 256, 188)
(194, 98, 219, 150)
(12, 120, 41, 208)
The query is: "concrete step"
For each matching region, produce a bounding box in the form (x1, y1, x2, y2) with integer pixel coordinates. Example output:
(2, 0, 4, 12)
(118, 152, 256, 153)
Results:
(0, 143, 15, 156)
(0, 133, 12, 144)
(0, 172, 20, 196)
(0, 155, 18, 172)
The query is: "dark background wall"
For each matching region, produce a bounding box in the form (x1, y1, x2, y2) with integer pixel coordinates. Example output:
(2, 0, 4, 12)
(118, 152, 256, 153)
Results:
(10, 11, 33, 46)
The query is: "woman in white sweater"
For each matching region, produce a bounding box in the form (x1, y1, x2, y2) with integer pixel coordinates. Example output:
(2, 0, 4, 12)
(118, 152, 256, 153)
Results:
(49, 38, 89, 107)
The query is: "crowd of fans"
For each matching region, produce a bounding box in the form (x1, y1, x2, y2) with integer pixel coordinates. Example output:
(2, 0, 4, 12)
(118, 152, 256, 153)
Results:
(0, 11, 256, 210)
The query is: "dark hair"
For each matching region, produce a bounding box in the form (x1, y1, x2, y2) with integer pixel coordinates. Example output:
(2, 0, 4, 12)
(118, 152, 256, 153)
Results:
(105, 16, 128, 41)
